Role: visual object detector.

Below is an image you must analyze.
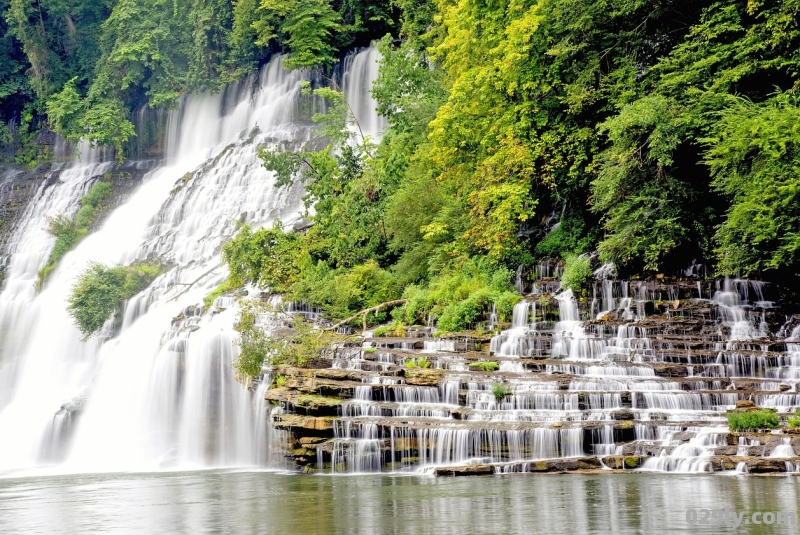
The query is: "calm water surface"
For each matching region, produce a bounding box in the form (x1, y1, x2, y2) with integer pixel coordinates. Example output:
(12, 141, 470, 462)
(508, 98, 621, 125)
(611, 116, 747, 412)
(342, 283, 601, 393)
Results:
(0, 471, 798, 534)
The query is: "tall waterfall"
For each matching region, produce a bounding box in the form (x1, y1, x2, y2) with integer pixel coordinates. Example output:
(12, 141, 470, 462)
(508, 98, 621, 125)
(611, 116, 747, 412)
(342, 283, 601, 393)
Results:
(0, 47, 384, 475)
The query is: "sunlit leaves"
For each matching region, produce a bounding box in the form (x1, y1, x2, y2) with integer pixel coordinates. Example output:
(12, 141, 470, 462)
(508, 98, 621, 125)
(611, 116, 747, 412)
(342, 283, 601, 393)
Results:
(705, 93, 800, 275)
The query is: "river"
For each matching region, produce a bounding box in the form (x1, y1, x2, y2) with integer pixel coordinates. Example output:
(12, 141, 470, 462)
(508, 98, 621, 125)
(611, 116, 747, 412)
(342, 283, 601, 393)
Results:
(0, 471, 797, 533)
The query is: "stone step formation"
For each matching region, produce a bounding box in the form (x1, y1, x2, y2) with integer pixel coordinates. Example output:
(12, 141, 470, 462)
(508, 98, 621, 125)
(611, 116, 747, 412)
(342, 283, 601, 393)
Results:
(265, 277, 800, 475)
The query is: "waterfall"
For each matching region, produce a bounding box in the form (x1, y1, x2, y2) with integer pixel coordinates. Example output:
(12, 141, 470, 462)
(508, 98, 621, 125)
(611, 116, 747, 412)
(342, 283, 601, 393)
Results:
(340, 46, 388, 140)
(0, 48, 384, 475)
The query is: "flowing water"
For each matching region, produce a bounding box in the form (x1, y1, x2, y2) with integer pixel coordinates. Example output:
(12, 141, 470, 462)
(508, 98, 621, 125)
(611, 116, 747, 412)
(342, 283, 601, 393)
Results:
(317, 277, 800, 474)
(0, 471, 797, 534)
(0, 47, 384, 476)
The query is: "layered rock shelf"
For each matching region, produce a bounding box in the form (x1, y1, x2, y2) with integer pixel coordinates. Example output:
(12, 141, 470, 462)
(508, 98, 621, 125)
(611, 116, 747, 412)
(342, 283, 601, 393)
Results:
(264, 278, 800, 476)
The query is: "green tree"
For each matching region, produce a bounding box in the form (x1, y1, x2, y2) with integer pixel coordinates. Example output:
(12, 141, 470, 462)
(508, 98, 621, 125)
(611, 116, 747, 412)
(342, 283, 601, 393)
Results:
(253, 0, 341, 69)
(706, 93, 800, 276)
(67, 260, 162, 338)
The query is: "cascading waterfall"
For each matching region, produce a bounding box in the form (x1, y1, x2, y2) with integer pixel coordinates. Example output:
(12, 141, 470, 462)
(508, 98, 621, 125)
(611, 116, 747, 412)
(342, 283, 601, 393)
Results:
(0, 47, 385, 475)
(302, 269, 800, 475)
(340, 46, 388, 140)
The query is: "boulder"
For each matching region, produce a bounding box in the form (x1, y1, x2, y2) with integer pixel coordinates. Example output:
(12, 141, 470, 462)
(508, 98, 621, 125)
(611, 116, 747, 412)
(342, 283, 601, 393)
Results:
(435, 464, 495, 476)
(745, 458, 789, 473)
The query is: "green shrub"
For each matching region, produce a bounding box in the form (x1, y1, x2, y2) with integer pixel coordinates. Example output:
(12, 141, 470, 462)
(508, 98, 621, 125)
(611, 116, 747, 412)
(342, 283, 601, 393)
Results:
(491, 383, 512, 401)
(398, 257, 521, 332)
(67, 261, 162, 338)
(372, 320, 407, 337)
(274, 375, 287, 388)
(469, 361, 499, 372)
(405, 357, 432, 369)
(203, 279, 236, 308)
(235, 305, 345, 381)
(726, 409, 780, 431)
(372, 324, 393, 337)
(535, 207, 597, 258)
(319, 261, 401, 322)
(560, 255, 592, 296)
(788, 410, 800, 428)
(363, 346, 377, 353)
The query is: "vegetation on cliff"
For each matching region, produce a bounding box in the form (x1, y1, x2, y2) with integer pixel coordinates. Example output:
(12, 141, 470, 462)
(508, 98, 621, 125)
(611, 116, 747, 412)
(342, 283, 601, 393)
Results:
(0, 0, 397, 161)
(220, 0, 800, 329)
(67, 260, 162, 338)
(234, 300, 344, 379)
(727, 409, 781, 432)
(38, 180, 111, 287)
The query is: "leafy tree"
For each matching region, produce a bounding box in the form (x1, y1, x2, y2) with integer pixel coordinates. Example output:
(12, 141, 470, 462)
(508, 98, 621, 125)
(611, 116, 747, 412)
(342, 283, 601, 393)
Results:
(67, 260, 162, 338)
(592, 95, 694, 272)
(594, 0, 800, 274)
(705, 93, 800, 276)
(253, 0, 342, 69)
(222, 222, 303, 292)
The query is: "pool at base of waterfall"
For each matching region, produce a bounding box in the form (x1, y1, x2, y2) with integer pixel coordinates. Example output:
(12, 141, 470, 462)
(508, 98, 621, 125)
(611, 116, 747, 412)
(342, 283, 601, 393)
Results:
(0, 470, 798, 533)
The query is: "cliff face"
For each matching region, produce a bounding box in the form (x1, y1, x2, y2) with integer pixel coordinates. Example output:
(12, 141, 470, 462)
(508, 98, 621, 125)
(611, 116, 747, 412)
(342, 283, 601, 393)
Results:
(0, 158, 159, 285)
(0, 164, 51, 254)
(263, 281, 800, 476)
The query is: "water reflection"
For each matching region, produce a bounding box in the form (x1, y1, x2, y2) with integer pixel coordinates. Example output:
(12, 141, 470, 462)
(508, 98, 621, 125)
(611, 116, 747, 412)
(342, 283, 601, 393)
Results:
(0, 472, 797, 533)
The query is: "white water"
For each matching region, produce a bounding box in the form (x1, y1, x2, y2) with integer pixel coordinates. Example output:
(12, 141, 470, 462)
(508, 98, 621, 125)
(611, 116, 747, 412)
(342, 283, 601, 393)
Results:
(0, 48, 384, 475)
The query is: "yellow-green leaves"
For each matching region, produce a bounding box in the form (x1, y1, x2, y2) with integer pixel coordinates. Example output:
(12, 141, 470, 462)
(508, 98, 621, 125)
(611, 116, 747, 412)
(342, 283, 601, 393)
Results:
(706, 93, 800, 275)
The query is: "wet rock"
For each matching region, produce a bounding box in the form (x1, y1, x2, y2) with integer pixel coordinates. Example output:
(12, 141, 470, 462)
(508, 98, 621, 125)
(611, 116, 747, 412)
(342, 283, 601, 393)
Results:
(736, 400, 755, 409)
(403, 370, 444, 386)
(299, 436, 327, 445)
(527, 457, 602, 472)
(274, 414, 335, 432)
(434, 464, 495, 476)
(601, 456, 644, 469)
(709, 456, 751, 471)
(745, 458, 790, 473)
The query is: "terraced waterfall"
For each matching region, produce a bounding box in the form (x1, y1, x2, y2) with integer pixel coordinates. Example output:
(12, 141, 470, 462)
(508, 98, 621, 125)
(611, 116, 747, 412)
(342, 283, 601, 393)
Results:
(269, 276, 800, 475)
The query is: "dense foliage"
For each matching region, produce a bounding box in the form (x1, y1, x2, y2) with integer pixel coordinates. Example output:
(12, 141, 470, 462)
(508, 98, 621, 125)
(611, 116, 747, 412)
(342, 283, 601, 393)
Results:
(8, 0, 800, 331)
(67, 260, 162, 337)
(0, 0, 398, 160)
(215, 0, 800, 329)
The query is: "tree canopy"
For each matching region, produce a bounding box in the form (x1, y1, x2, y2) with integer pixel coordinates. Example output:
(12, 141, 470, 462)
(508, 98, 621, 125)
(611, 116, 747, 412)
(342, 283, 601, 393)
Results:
(5, 0, 800, 322)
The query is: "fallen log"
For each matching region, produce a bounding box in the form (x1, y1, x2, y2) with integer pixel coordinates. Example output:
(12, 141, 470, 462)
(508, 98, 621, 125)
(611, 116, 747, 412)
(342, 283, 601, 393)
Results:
(325, 299, 409, 332)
